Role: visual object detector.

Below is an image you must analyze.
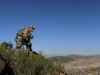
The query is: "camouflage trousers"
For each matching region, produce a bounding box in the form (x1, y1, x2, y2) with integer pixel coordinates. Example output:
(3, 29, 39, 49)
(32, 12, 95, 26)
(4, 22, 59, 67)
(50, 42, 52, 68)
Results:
(15, 36, 32, 52)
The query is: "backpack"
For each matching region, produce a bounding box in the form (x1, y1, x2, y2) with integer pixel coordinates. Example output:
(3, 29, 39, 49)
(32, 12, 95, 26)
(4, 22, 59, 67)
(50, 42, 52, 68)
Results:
(15, 27, 26, 42)
(17, 27, 25, 36)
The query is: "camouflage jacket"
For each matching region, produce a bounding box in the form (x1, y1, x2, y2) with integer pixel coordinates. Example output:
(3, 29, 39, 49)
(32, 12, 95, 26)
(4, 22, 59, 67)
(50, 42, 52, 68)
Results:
(17, 28, 32, 41)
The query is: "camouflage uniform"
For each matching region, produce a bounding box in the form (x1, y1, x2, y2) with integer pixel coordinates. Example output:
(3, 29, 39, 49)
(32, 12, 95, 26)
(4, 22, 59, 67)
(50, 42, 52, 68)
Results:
(15, 25, 35, 52)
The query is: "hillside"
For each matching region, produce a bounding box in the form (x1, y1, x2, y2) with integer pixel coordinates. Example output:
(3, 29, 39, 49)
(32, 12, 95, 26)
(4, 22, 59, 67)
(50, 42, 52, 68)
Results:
(1, 41, 100, 75)
(48, 54, 100, 75)
(47, 54, 90, 63)
(48, 54, 100, 63)
(0, 42, 66, 75)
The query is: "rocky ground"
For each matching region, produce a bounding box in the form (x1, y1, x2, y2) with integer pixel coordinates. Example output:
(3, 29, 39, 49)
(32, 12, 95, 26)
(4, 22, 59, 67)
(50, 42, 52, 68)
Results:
(0, 56, 14, 75)
(63, 56, 100, 75)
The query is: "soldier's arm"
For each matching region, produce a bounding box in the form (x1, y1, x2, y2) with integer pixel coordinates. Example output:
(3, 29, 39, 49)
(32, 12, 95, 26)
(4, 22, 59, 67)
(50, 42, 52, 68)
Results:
(29, 33, 34, 39)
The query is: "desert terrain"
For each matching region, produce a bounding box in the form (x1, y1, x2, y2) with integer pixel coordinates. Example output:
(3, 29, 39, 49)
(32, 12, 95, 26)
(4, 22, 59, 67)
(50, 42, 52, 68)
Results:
(48, 54, 100, 75)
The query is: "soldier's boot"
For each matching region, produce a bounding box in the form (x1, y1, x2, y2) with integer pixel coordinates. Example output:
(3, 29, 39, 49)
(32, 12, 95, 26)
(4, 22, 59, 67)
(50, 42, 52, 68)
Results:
(27, 48, 38, 54)
(32, 50, 38, 54)
(26, 42, 38, 54)
(26, 42, 32, 54)
(26, 47, 32, 54)
(26, 45, 38, 54)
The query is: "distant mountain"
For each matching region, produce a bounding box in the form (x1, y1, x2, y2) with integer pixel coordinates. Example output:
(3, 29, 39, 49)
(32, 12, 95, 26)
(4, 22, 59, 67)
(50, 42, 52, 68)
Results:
(46, 54, 100, 75)
(45, 54, 69, 58)
(45, 53, 99, 58)
(47, 54, 100, 63)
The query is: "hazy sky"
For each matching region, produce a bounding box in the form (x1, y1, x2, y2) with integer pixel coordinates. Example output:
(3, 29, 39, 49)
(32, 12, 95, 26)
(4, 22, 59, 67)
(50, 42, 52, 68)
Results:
(0, 0, 100, 55)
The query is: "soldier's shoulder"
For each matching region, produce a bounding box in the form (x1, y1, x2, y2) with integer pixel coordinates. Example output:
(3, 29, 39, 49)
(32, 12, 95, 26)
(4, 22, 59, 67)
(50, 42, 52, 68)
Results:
(21, 27, 28, 30)
(21, 27, 26, 29)
(22, 28, 30, 32)
(24, 28, 29, 31)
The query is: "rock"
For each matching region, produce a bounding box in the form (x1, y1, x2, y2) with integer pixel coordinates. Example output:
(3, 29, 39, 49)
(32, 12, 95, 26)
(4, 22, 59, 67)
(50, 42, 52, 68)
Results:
(0, 59, 5, 73)
(0, 56, 14, 75)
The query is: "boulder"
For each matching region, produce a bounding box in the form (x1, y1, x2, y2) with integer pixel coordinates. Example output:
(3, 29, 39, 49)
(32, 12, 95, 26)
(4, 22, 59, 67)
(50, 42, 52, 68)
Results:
(0, 55, 14, 75)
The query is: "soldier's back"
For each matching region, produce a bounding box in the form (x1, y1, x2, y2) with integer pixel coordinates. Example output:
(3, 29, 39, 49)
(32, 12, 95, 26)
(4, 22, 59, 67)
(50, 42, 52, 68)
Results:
(20, 28, 30, 36)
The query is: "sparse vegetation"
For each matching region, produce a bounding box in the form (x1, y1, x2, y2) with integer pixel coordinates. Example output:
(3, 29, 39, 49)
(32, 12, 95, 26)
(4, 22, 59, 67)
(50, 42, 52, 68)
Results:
(48, 54, 100, 75)
(0, 41, 64, 75)
(1, 41, 100, 75)
(48, 56, 75, 63)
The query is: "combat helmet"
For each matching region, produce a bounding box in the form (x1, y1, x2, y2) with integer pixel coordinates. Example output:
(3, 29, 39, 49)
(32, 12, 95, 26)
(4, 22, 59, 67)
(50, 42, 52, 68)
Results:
(29, 24, 35, 29)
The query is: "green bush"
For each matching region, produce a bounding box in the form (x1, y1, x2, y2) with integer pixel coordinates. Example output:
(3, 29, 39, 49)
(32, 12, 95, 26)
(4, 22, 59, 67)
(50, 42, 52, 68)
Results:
(0, 42, 64, 75)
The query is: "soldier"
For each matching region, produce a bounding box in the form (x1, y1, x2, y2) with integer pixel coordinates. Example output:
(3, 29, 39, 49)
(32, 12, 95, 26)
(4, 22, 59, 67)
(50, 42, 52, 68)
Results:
(15, 24, 35, 53)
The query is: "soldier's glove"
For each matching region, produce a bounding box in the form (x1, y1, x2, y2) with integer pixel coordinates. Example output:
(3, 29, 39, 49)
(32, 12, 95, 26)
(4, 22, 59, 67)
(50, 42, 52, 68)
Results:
(26, 37, 29, 41)
(30, 36, 34, 39)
